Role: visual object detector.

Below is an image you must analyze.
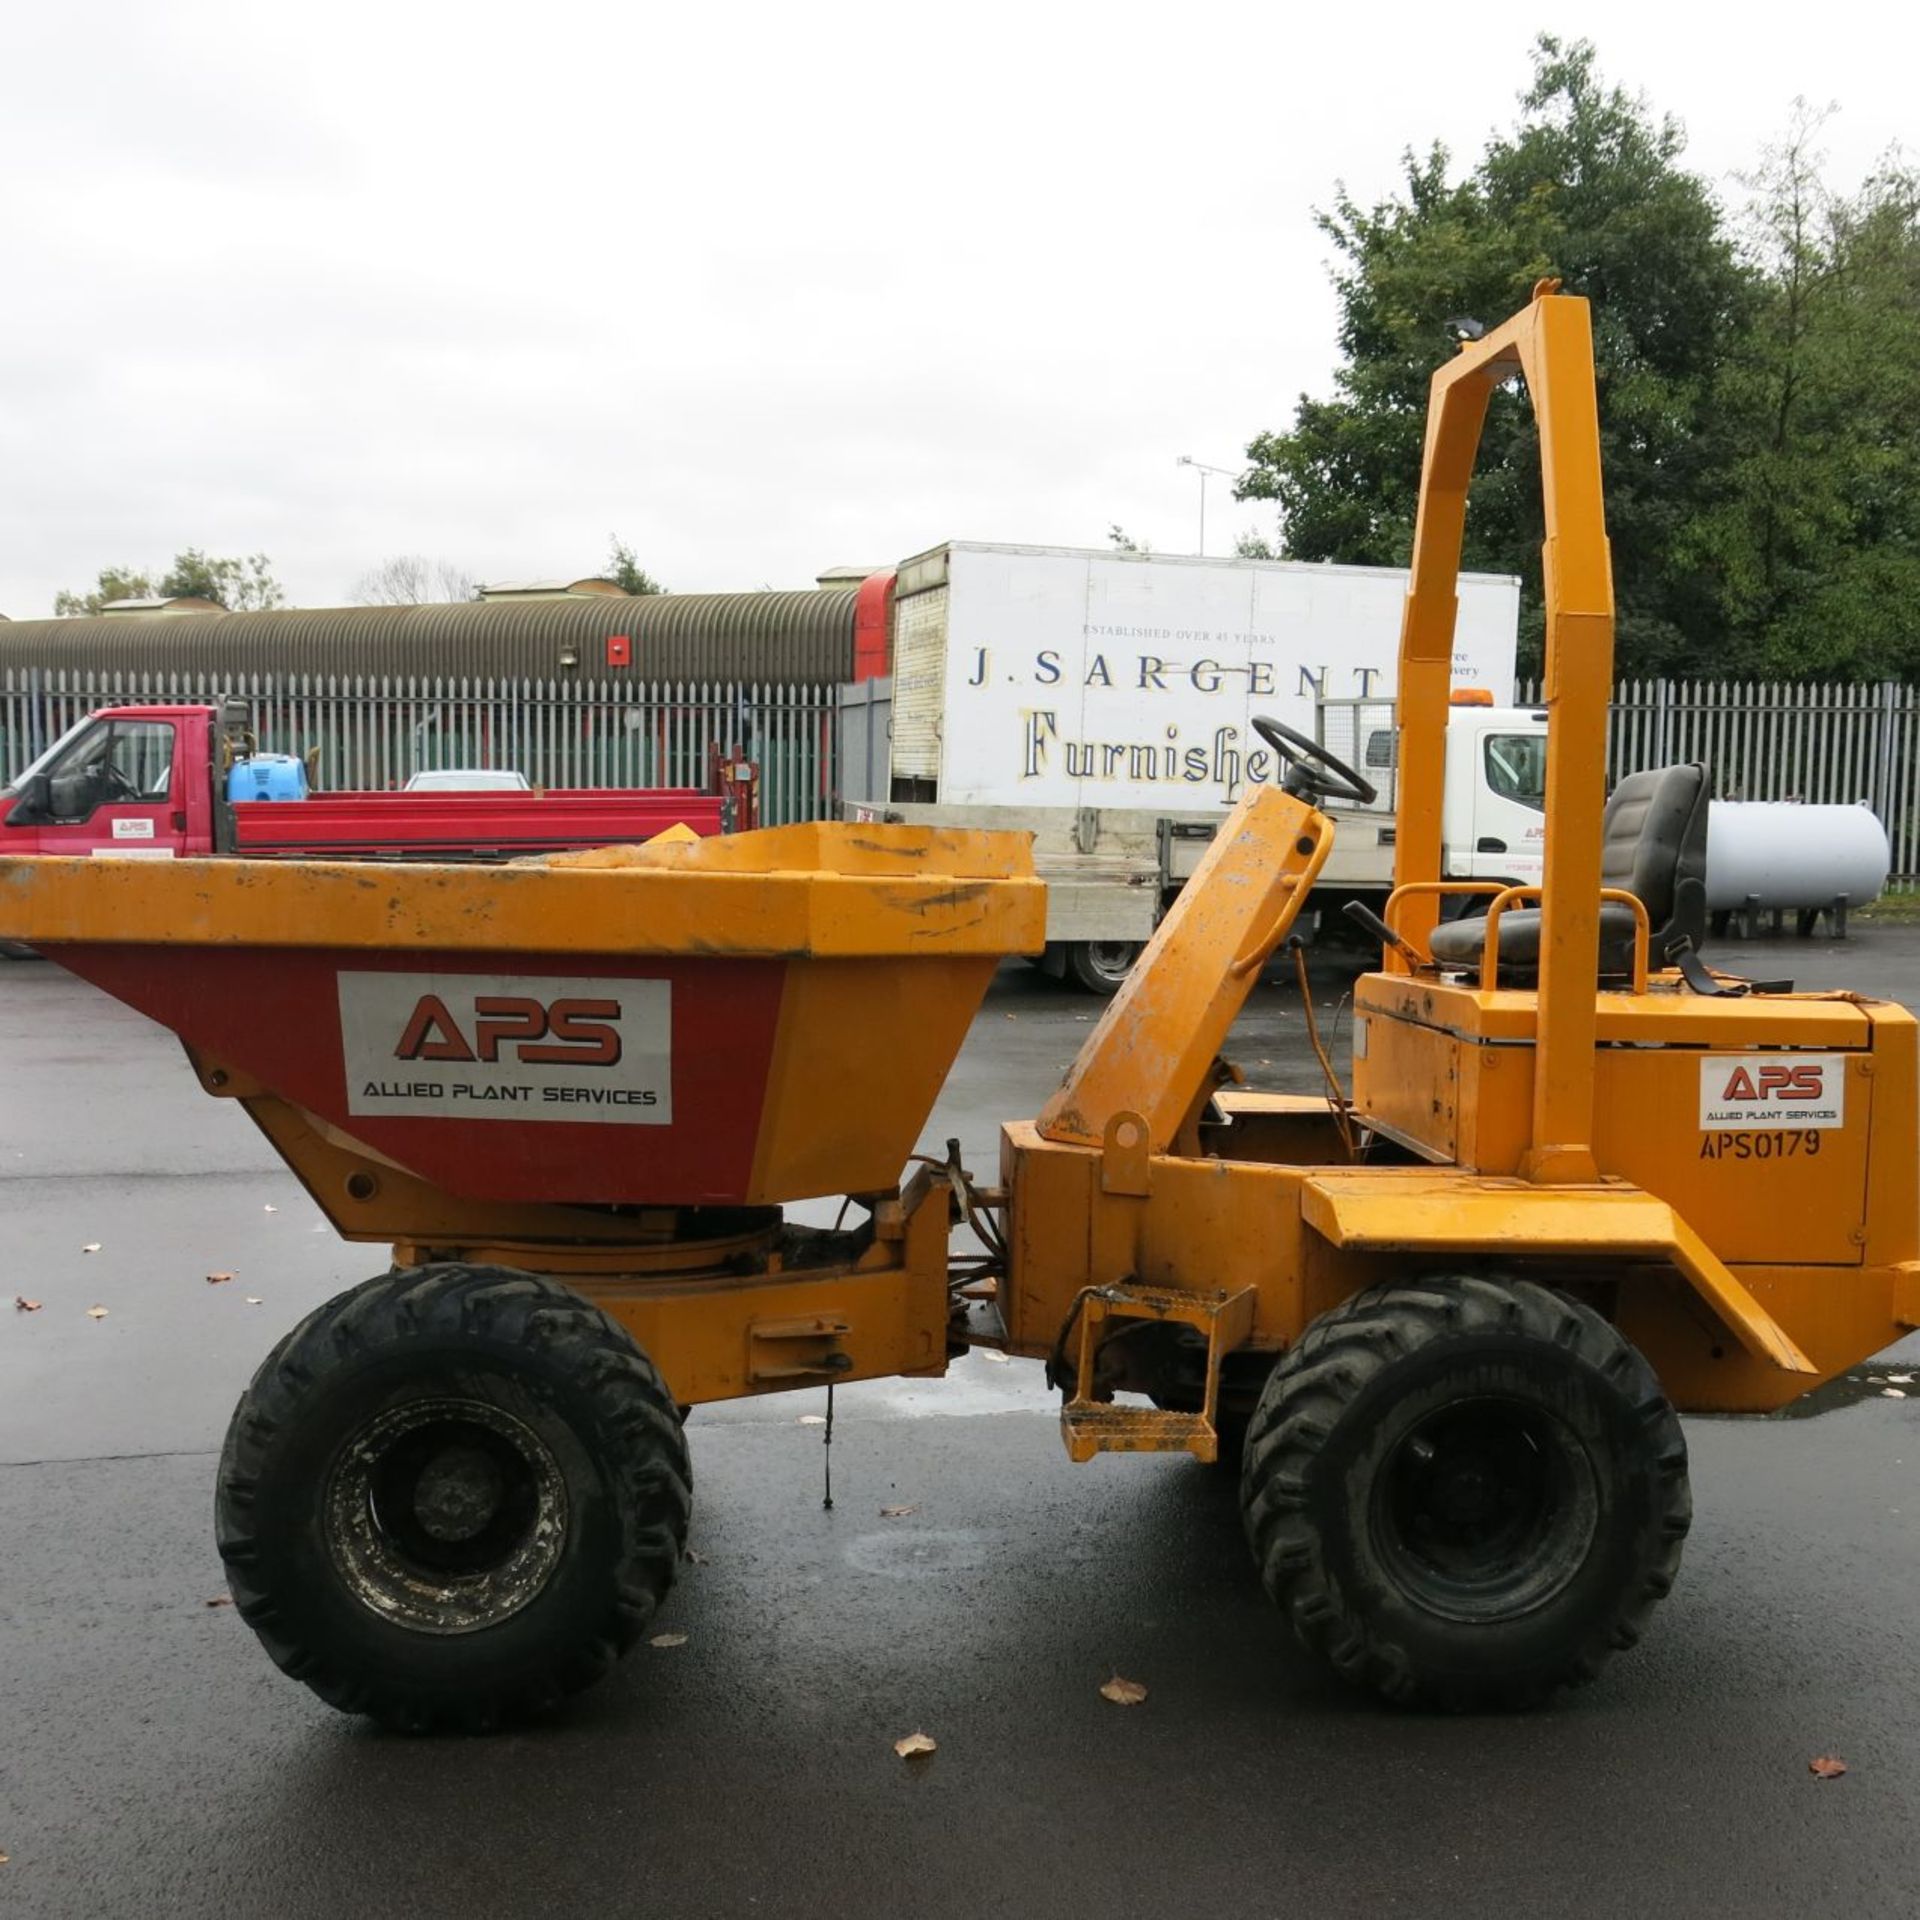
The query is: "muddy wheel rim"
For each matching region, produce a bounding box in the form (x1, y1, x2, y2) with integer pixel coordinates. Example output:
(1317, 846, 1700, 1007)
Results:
(325, 1397, 567, 1634)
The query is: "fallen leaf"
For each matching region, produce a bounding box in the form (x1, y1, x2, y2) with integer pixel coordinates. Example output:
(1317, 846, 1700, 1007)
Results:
(81, 1242, 101, 1254)
(1890, 1372, 1914, 1384)
(1881, 1387, 1907, 1399)
(1809, 1754, 1848, 1779)
(683, 1547, 707, 1565)
(206, 1271, 234, 1285)
(649, 1632, 688, 1648)
(244, 1297, 263, 1307)
(1100, 1675, 1149, 1706)
(880, 1504, 919, 1519)
(85, 1306, 108, 1320)
(13, 1296, 41, 1313)
(204, 1595, 233, 1609)
(976, 1348, 1011, 1366)
(894, 1732, 937, 1758)
(797, 1414, 827, 1426)
(0, 1848, 9, 1865)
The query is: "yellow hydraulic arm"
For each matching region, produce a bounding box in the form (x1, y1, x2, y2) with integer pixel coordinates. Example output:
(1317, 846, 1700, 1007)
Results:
(1036, 785, 1334, 1153)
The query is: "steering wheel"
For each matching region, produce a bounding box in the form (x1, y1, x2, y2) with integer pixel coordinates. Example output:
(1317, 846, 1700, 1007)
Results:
(99, 764, 142, 802)
(1252, 716, 1378, 807)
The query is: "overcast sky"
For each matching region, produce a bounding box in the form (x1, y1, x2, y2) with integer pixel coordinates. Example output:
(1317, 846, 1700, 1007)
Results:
(1, 1, 1912, 616)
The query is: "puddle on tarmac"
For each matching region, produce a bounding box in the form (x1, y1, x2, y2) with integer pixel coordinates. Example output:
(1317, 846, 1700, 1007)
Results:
(842, 1528, 999, 1580)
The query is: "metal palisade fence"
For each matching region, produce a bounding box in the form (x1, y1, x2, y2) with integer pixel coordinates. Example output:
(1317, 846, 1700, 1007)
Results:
(9, 667, 1919, 880)
(0, 669, 841, 827)
(1517, 679, 1920, 883)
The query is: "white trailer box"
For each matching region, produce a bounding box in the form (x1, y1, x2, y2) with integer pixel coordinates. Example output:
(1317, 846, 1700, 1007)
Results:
(890, 543, 1520, 809)
(877, 542, 1528, 990)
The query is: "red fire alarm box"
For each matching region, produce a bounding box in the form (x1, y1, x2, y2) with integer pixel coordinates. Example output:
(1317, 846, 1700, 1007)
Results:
(606, 633, 632, 669)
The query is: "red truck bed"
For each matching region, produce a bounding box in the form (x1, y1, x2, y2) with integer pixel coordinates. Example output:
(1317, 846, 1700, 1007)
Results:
(231, 789, 726, 858)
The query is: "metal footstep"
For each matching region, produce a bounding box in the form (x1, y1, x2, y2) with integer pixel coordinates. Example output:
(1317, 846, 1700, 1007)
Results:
(1061, 1283, 1256, 1463)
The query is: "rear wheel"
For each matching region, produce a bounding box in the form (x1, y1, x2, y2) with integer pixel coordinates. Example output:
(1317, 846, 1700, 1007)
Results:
(1065, 940, 1140, 995)
(216, 1262, 690, 1732)
(1241, 1274, 1689, 1709)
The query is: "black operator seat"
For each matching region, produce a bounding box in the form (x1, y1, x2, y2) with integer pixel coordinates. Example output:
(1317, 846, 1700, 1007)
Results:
(1427, 762, 1709, 983)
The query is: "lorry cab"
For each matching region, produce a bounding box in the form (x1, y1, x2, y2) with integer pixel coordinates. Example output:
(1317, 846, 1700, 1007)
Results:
(0, 705, 216, 859)
(1443, 701, 1548, 888)
(1354, 698, 1547, 890)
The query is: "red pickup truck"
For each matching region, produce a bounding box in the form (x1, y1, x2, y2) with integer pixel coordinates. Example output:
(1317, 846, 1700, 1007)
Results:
(0, 703, 743, 861)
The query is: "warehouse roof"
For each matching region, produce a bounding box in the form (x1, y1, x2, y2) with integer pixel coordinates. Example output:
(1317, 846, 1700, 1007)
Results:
(0, 589, 862, 685)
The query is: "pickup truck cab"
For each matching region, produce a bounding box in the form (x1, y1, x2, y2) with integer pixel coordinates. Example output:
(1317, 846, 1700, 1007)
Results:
(1, 704, 737, 861)
(1, 706, 212, 858)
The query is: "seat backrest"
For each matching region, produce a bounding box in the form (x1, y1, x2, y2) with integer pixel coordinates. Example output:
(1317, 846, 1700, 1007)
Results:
(1599, 762, 1708, 958)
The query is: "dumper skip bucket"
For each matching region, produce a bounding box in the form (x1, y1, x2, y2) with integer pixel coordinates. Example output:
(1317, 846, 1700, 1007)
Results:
(0, 823, 1043, 1209)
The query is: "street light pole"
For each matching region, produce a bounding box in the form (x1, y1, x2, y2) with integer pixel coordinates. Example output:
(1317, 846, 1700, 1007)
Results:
(1175, 456, 1239, 558)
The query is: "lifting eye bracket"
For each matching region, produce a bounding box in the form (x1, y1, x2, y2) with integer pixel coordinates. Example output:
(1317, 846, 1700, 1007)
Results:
(1101, 1111, 1152, 1196)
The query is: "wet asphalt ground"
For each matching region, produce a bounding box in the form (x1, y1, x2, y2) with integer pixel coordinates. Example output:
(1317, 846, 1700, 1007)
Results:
(4, 928, 1920, 1917)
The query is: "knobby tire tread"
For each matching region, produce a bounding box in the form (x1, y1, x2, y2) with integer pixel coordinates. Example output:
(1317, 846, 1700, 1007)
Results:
(216, 1262, 690, 1733)
(1240, 1274, 1690, 1710)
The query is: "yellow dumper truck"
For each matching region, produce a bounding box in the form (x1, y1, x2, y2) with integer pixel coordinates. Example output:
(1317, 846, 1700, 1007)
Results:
(4, 286, 1913, 1728)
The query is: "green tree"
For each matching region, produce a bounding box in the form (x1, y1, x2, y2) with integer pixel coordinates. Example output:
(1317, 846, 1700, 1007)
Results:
(53, 566, 155, 616)
(606, 538, 666, 596)
(159, 549, 284, 610)
(54, 550, 285, 615)
(1237, 37, 1756, 677)
(1687, 116, 1920, 676)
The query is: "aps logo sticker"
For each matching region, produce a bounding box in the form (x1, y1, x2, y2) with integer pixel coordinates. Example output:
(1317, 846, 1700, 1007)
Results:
(337, 970, 672, 1125)
(1698, 1053, 1845, 1131)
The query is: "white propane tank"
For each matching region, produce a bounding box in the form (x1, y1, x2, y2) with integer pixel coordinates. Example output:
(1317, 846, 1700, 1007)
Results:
(1705, 802, 1891, 912)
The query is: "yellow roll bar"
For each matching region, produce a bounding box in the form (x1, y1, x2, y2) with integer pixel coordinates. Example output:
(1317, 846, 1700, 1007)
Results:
(1391, 285, 1615, 1184)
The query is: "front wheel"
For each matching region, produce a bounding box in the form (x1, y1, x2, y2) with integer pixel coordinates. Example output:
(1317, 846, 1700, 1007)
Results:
(216, 1263, 691, 1732)
(1240, 1274, 1689, 1710)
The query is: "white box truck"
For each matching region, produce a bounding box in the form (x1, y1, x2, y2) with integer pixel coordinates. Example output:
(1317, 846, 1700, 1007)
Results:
(858, 541, 1545, 990)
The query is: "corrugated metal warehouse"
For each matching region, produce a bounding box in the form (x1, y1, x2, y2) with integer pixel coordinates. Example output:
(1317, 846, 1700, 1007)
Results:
(0, 588, 864, 685)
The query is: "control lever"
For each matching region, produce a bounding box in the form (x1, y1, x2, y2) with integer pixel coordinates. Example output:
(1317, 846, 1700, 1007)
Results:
(1343, 899, 1423, 966)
